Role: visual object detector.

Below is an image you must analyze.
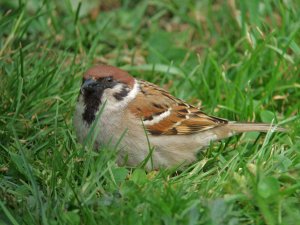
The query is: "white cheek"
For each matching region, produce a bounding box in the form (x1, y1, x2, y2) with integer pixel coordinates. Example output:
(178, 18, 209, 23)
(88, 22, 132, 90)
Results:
(101, 81, 139, 111)
(101, 84, 123, 106)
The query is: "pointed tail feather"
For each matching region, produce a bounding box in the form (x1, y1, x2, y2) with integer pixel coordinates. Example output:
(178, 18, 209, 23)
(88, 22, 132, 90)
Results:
(225, 122, 286, 133)
(211, 122, 286, 142)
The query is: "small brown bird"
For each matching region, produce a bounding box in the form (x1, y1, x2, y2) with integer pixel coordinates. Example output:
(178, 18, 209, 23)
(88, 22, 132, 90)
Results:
(74, 65, 284, 170)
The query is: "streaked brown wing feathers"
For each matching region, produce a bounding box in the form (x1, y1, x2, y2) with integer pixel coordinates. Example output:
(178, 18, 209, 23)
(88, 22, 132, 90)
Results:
(128, 80, 228, 135)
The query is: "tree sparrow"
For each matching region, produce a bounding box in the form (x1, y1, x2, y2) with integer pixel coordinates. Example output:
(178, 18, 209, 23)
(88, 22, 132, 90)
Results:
(74, 65, 284, 170)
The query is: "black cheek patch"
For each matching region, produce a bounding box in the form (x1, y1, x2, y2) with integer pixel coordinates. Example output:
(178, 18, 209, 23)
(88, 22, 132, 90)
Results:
(113, 86, 130, 101)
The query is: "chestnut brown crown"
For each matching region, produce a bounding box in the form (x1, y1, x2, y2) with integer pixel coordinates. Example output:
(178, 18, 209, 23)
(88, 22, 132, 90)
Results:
(83, 65, 135, 88)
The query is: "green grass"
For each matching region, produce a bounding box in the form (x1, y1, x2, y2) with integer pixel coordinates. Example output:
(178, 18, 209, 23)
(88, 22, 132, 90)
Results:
(1, 0, 300, 224)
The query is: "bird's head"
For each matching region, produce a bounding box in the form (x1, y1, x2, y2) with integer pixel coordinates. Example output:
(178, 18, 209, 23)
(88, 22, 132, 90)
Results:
(81, 65, 135, 99)
(78, 65, 137, 124)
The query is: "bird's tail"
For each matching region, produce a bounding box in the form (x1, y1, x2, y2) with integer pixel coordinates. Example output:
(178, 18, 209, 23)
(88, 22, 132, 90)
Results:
(211, 122, 286, 141)
(225, 122, 286, 133)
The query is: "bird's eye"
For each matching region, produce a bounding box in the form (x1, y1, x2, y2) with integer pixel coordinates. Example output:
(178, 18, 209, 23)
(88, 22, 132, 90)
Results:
(107, 77, 113, 82)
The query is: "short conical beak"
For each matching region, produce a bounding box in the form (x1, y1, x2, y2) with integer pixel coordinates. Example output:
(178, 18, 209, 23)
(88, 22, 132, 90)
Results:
(81, 78, 97, 94)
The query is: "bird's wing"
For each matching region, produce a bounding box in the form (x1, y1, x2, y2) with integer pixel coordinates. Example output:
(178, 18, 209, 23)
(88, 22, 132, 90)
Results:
(127, 80, 228, 135)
